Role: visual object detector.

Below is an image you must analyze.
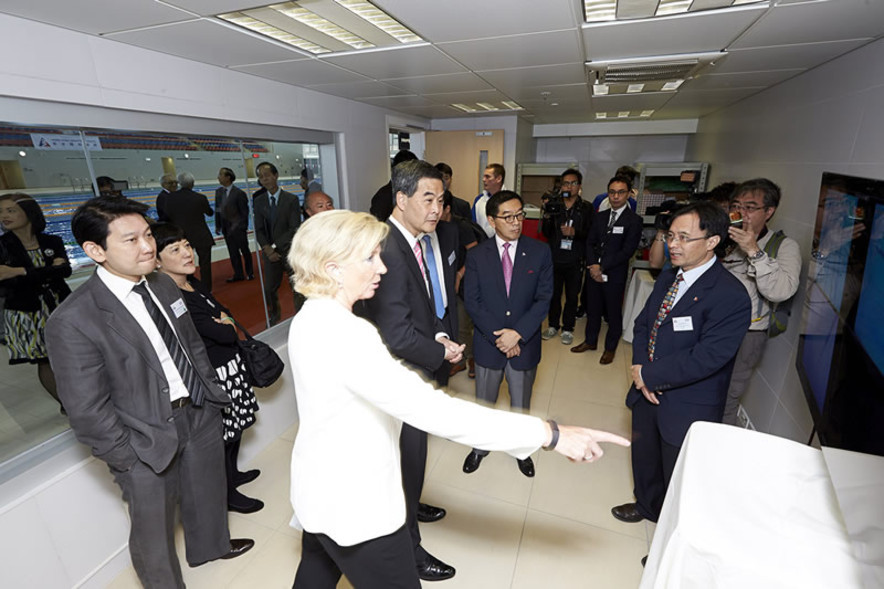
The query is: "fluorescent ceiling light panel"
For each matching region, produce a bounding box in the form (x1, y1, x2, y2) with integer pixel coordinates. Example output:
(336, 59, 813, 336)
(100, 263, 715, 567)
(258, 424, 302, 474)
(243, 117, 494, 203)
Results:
(451, 101, 523, 113)
(592, 84, 609, 96)
(656, 0, 692, 17)
(662, 80, 684, 91)
(585, 0, 768, 23)
(584, 0, 616, 21)
(218, 1, 422, 55)
(627, 84, 644, 93)
(640, 110, 654, 117)
(452, 104, 479, 113)
(618, 111, 630, 118)
(595, 112, 608, 119)
(501, 101, 523, 110)
(477, 102, 499, 111)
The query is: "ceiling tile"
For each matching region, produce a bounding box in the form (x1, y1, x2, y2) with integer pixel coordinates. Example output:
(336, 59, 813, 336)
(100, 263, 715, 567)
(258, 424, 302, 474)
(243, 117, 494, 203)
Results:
(421, 89, 513, 105)
(477, 64, 586, 94)
(0, 0, 193, 35)
(591, 93, 674, 111)
(105, 18, 304, 67)
(583, 4, 767, 60)
(306, 80, 410, 98)
(233, 58, 369, 85)
(439, 30, 583, 71)
(373, 0, 579, 42)
(164, 1, 270, 17)
(322, 45, 466, 79)
(685, 69, 805, 90)
(714, 39, 871, 74)
(506, 84, 590, 104)
(359, 95, 437, 108)
(731, 0, 884, 49)
(383, 72, 493, 94)
(657, 86, 764, 118)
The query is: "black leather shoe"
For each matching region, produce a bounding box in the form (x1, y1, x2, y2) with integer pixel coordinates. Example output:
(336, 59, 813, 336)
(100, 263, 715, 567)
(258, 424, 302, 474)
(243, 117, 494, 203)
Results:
(641, 555, 648, 567)
(462, 450, 484, 473)
(416, 553, 455, 581)
(226, 276, 245, 283)
(228, 491, 264, 514)
(191, 538, 255, 566)
(247, 275, 255, 280)
(611, 502, 644, 523)
(417, 503, 446, 523)
(517, 457, 535, 478)
(571, 341, 597, 353)
(234, 469, 261, 486)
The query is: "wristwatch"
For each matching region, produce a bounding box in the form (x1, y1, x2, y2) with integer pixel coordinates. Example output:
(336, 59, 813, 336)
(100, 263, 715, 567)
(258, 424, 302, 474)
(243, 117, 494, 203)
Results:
(748, 249, 765, 261)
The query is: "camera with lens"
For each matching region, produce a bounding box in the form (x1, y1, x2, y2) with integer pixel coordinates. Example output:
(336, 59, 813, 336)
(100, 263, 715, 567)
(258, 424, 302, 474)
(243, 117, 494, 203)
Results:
(649, 200, 689, 231)
(541, 189, 572, 223)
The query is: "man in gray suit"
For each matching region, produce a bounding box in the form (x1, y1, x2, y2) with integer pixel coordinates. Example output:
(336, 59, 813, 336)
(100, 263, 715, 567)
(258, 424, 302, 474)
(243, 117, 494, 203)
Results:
(215, 167, 253, 282)
(253, 161, 302, 325)
(46, 197, 253, 589)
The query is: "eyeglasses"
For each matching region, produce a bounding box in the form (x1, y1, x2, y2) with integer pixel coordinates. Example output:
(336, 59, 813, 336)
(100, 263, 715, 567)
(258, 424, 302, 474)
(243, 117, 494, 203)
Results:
(729, 202, 766, 213)
(495, 211, 526, 223)
(561, 180, 581, 187)
(665, 232, 708, 244)
(608, 189, 629, 197)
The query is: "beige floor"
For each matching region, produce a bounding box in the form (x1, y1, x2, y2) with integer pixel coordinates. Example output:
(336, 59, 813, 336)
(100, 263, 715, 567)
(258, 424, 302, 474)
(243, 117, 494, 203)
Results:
(108, 323, 654, 588)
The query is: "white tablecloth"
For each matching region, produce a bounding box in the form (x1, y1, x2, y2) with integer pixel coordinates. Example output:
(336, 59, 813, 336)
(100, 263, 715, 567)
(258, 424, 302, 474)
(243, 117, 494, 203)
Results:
(622, 269, 656, 343)
(641, 422, 864, 589)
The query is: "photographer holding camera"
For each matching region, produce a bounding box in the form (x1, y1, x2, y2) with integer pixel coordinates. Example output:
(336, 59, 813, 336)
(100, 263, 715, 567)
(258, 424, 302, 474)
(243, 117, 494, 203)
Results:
(540, 169, 594, 346)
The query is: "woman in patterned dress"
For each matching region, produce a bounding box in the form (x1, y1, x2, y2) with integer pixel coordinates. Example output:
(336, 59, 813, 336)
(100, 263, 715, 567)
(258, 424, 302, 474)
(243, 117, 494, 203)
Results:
(0, 193, 71, 412)
(152, 222, 263, 514)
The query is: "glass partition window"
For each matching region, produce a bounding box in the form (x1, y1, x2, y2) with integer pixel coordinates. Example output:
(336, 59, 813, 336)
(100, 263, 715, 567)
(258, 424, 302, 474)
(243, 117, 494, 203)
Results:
(0, 121, 329, 472)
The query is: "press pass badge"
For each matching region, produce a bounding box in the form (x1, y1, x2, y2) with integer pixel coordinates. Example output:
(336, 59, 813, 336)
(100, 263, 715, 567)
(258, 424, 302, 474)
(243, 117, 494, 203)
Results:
(612, 226, 624, 234)
(171, 298, 188, 318)
(672, 316, 694, 332)
(560, 238, 573, 250)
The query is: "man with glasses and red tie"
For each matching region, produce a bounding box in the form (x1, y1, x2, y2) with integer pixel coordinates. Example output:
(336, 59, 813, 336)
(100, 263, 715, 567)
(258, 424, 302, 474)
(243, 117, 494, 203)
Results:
(462, 191, 553, 478)
(610, 202, 750, 565)
(572, 175, 643, 364)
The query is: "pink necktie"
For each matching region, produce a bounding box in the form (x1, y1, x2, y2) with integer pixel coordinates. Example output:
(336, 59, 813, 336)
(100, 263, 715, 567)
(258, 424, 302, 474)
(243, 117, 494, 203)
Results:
(502, 242, 513, 296)
(413, 240, 426, 279)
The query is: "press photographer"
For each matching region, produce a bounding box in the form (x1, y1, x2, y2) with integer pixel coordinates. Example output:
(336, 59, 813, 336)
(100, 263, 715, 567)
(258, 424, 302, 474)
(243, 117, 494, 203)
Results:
(540, 168, 594, 346)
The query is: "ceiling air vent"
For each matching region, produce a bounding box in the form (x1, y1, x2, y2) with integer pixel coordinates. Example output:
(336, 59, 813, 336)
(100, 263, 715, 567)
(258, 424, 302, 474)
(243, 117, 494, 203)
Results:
(585, 51, 726, 86)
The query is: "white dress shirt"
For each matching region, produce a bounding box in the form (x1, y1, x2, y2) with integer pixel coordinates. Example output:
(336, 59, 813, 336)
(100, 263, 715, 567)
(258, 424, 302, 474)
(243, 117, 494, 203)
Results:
(287, 298, 547, 546)
(96, 267, 189, 401)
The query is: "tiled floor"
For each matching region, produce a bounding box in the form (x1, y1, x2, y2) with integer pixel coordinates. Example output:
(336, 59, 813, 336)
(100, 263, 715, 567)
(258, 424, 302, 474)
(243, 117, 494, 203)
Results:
(109, 321, 654, 588)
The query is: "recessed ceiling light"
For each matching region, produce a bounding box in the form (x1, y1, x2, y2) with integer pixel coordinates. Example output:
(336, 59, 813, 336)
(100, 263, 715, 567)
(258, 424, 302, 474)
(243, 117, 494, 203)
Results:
(618, 111, 630, 118)
(476, 102, 498, 111)
(272, 3, 374, 49)
(662, 80, 684, 91)
(336, 0, 422, 44)
(595, 112, 608, 119)
(18, 150, 26, 157)
(627, 84, 644, 93)
(584, 0, 616, 22)
(592, 84, 609, 96)
(585, 0, 769, 23)
(640, 110, 654, 117)
(656, 0, 692, 17)
(501, 101, 523, 110)
(452, 103, 479, 113)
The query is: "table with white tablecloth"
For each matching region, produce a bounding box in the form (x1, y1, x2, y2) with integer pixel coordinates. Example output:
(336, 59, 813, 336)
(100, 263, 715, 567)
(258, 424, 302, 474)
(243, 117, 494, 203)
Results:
(622, 268, 656, 343)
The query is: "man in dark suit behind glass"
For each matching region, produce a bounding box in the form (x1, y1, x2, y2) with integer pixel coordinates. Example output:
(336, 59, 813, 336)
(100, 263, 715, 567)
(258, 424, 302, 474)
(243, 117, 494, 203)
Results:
(46, 196, 253, 589)
(215, 167, 253, 282)
(163, 171, 215, 291)
(359, 159, 463, 582)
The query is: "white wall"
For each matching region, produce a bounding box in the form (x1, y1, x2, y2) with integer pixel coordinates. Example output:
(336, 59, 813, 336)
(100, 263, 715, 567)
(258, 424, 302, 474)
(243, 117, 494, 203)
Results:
(686, 37, 884, 443)
(535, 135, 690, 198)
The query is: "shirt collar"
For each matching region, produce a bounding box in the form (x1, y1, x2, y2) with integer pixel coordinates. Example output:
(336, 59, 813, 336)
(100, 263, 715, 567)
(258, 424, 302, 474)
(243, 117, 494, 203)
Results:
(679, 255, 717, 290)
(389, 215, 420, 249)
(96, 265, 147, 303)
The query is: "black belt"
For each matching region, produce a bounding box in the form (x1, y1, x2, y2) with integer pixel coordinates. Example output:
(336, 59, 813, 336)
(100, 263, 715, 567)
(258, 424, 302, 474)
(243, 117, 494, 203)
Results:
(171, 397, 191, 410)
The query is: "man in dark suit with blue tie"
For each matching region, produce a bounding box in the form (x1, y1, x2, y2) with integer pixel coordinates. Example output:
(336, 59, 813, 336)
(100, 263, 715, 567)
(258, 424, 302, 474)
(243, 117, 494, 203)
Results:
(572, 175, 643, 364)
(462, 190, 553, 477)
(359, 159, 463, 582)
(215, 167, 253, 282)
(46, 197, 253, 588)
(610, 202, 751, 542)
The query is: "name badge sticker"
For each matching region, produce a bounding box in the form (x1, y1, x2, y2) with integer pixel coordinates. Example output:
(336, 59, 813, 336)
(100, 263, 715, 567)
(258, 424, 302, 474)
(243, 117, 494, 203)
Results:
(448, 251, 456, 266)
(171, 298, 188, 318)
(612, 226, 624, 234)
(672, 316, 693, 332)
(560, 238, 573, 251)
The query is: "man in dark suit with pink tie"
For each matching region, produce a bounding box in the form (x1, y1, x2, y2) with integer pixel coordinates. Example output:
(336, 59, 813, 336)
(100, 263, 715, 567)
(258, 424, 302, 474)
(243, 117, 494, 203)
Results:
(462, 190, 553, 478)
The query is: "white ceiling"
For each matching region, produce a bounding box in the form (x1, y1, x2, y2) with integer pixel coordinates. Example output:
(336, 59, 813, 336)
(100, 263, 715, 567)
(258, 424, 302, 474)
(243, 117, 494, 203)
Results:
(2, 0, 882, 124)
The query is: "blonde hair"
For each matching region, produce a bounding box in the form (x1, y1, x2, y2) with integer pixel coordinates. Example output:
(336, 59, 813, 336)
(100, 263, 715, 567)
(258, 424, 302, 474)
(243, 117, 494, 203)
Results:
(288, 210, 389, 298)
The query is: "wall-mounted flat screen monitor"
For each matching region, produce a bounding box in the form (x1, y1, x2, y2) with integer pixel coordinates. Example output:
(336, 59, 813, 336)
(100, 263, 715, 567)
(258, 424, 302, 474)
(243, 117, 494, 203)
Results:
(797, 172, 884, 456)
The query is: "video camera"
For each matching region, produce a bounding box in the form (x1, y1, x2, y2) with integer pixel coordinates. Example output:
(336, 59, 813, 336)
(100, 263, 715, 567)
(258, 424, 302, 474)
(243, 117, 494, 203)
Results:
(540, 189, 573, 221)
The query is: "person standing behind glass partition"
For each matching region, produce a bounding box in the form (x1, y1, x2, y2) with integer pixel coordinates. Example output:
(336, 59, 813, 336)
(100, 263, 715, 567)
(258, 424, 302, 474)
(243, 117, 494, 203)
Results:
(0, 193, 71, 413)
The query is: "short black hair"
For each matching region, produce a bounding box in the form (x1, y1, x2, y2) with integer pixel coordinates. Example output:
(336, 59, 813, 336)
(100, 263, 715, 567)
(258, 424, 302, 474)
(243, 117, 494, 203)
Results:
(733, 178, 781, 209)
(257, 161, 278, 176)
(0, 193, 47, 233)
(435, 162, 453, 176)
(150, 222, 187, 257)
(705, 181, 738, 205)
(220, 167, 236, 182)
(392, 160, 443, 201)
(442, 190, 453, 211)
(96, 176, 115, 189)
(486, 190, 523, 218)
(615, 166, 638, 183)
(71, 196, 149, 249)
(561, 168, 582, 185)
(670, 201, 729, 257)
(608, 175, 633, 192)
(392, 149, 418, 168)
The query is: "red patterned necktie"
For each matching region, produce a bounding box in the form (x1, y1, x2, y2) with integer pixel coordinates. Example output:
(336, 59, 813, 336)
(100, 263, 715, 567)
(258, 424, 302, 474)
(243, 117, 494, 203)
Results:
(502, 242, 513, 296)
(648, 274, 684, 361)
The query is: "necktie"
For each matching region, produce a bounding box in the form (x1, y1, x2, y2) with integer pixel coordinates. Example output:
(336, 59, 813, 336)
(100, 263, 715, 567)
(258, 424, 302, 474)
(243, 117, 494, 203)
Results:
(132, 282, 206, 406)
(502, 242, 513, 296)
(607, 210, 617, 232)
(422, 235, 445, 319)
(269, 194, 277, 225)
(648, 274, 684, 361)
(412, 240, 426, 279)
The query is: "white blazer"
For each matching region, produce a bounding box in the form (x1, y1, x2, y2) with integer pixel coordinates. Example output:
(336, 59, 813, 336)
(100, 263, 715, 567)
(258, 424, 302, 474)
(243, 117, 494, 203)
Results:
(287, 298, 546, 546)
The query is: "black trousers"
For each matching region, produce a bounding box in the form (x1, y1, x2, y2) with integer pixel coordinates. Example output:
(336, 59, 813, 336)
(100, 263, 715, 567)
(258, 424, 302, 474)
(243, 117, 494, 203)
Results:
(224, 229, 253, 279)
(194, 243, 213, 293)
(294, 527, 420, 589)
(111, 404, 229, 588)
(583, 277, 627, 351)
(548, 262, 583, 331)
(399, 422, 429, 563)
(630, 399, 681, 523)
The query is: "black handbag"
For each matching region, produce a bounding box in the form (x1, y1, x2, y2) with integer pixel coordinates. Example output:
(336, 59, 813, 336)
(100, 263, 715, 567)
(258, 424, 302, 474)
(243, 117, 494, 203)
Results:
(234, 319, 285, 388)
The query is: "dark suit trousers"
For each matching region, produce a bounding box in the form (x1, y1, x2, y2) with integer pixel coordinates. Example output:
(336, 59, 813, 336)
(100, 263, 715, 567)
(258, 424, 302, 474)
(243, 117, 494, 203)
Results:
(262, 256, 288, 325)
(294, 526, 419, 589)
(224, 229, 252, 278)
(630, 399, 681, 523)
(400, 422, 429, 562)
(584, 277, 627, 351)
(111, 404, 229, 588)
(194, 243, 213, 293)
(548, 262, 583, 331)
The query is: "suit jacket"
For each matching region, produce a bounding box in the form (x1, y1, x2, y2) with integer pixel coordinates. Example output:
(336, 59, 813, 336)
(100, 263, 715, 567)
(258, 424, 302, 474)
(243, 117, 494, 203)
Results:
(155, 190, 171, 222)
(0, 232, 71, 312)
(162, 188, 214, 249)
(464, 235, 553, 371)
(254, 189, 301, 255)
(585, 206, 643, 283)
(627, 261, 751, 445)
(45, 271, 228, 473)
(359, 220, 458, 379)
(215, 185, 249, 235)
